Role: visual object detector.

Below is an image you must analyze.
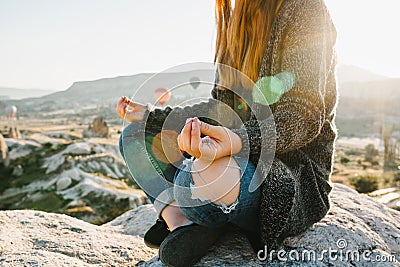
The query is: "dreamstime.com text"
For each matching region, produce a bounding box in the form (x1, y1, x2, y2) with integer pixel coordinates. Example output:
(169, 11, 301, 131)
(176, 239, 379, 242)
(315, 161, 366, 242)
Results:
(257, 239, 397, 264)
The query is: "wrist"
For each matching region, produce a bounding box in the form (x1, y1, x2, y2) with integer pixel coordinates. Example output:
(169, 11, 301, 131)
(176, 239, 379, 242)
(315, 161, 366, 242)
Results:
(230, 132, 242, 155)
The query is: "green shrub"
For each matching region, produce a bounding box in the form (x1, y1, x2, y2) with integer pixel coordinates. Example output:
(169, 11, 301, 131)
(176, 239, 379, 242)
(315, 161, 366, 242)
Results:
(394, 172, 400, 182)
(340, 157, 350, 164)
(43, 142, 53, 149)
(350, 174, 379, 193)
(384, 161, 398, 170)
(346, 149, 362, 156)
(365, 144, 379, 163)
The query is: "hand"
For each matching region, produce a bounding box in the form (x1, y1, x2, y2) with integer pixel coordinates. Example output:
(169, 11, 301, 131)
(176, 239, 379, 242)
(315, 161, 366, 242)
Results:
(116, 96, 147, 123)
(177, 117, 242, 161)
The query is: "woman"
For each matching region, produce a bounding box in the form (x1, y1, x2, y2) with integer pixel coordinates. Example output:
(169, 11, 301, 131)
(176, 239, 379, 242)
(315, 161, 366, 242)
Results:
(117, 0, 337, 266)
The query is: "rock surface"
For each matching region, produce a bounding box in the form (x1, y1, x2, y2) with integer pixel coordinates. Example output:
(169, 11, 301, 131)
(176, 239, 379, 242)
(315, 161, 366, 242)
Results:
(370, 187, 400, 211)
(7, 126, 21, 139)
(83, 117, 110, 138)
(1, 136, 144, 225)
(5, 138, 41, 160)
(0, 133, 8, 166)
(1, 183, 400, 267)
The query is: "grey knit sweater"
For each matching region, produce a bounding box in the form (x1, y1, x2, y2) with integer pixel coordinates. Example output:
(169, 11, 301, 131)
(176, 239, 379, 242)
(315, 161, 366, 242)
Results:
(144, 0, 338, 251)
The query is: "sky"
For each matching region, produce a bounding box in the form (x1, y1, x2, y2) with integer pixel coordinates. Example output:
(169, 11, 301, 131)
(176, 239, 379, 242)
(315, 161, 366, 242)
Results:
(0, 0, 399, 91)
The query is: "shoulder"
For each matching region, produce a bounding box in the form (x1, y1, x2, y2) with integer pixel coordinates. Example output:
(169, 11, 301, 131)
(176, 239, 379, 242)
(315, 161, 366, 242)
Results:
(289, 0, 336, 33)
(278, 0, 337, 44)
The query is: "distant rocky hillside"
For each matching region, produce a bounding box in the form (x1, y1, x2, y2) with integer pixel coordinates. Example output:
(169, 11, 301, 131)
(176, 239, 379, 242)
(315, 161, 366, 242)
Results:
(0, 87, 55, 100)
(336, 64, 387, 85)
(4, 65, 400, 136)
(337, 78, 400, 116)
(1, 184, 399, 266)
(12, 69, 215, 114)
(336, 78, 400, 137)
(0, 132, 148, 225)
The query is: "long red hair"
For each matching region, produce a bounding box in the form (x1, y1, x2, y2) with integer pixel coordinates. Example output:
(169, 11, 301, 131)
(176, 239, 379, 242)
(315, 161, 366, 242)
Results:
(214, 0, 284, 89)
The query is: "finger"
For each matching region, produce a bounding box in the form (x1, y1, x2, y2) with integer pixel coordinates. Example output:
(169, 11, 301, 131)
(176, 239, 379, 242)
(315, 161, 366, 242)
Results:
(177, 135, 185, 153)
(199, 121, 223, 139)
(126, 100, 139, 109)
(127, 101, 147, 113)
(176, 134, 183, 150)
(116, 101, 125, 118)
(120, 102, 128, 118)
(117, 97, 124, 107)
(190, 118, 201, 154)
(180, 118, 193, 152)
(116, 97, 125, 112)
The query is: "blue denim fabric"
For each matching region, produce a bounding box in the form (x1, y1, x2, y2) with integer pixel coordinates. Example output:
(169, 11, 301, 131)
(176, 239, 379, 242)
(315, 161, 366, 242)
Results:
(119, 122, 181, 205)
(173, 156, 261, 234)
(119, 122, 260, 234)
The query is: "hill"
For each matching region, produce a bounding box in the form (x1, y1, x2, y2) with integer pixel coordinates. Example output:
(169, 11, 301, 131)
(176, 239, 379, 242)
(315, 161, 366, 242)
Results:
(336, 77, 400, 136)
(0, 87, 55, 100)
(10, 69, 214, 115)
(5, 64, 400, 137)
(336, 64, 387, 85)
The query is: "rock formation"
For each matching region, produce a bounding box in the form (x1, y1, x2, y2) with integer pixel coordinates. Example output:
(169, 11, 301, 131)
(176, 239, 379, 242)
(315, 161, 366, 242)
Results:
(370, 187, 400, 211)
(7, 126, 21, 139)
(0, 133, 8, 166)
(1, 135, 145, 225)
(1, 183, 399, 266)
(83, 117, 110, 138)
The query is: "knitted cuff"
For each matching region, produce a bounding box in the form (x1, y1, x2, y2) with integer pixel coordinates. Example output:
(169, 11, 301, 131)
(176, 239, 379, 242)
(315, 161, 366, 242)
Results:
(231, 127, 251, 158)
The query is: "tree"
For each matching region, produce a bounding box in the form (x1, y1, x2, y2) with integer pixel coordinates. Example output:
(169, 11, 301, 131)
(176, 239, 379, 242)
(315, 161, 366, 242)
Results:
(365, 144, 379, 163)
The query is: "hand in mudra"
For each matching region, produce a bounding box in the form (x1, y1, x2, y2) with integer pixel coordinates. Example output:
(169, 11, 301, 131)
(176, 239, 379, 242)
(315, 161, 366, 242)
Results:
(116, 96, 147, 123)
(177, 117, 242, 162)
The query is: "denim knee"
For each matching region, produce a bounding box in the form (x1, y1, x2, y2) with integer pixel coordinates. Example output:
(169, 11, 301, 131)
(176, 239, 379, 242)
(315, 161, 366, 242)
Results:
(119, 122, 145, 160)
(173, 157, 261, 230)
(122, 121, 145, 136)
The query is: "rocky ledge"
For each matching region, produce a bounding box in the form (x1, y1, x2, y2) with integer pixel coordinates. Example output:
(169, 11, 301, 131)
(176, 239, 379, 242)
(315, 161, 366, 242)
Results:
(0, 183, 399, 267)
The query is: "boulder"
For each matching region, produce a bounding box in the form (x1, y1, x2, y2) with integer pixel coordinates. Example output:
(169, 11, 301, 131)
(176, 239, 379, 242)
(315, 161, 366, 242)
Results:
(42, 142, 92, 174)
(370, 187, 400, 211)
(11, 164, 23, 176)
(0, 133, 8, 166)
(0, 209, 157, 267)
(29, 133, 68, 148)
(0, 183, 399, 267)
(83, 117, 110, 138)
(8, 126, 21, 139)
(67, 142, 92, 155)
(44, 132, 73, 141)
(56, 176, 72, 191)
(6, 138, 42, 160)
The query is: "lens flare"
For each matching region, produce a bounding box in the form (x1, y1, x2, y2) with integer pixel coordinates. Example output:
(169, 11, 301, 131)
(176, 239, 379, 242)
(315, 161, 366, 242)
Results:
(151, 130, 182, 164)
(252, 72, 295, 105)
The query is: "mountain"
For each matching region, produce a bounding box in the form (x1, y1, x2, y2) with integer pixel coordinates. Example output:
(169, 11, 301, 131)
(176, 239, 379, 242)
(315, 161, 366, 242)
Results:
(2, 64, 390, 103)
(8, 64, 400, 137)
(13, 69, 216, 114)
(335, 70, 400, 136)
(0, 87, 56, 100)
(335, 66, 400, 117)
(336, 64, 388, 85)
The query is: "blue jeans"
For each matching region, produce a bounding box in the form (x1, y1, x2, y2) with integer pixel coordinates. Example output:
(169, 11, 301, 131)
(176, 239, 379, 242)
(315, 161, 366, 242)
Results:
(119, 122, 261, 234)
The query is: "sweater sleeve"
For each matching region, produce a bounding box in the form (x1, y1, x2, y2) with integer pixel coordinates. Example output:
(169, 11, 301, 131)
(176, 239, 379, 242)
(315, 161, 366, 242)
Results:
(232, 1, 337, 157)
(143, 75, 221, 133)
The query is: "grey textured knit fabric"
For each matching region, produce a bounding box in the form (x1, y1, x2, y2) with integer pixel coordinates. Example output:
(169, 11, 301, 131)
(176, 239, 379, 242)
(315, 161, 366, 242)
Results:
(142, 0, 338, 251)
